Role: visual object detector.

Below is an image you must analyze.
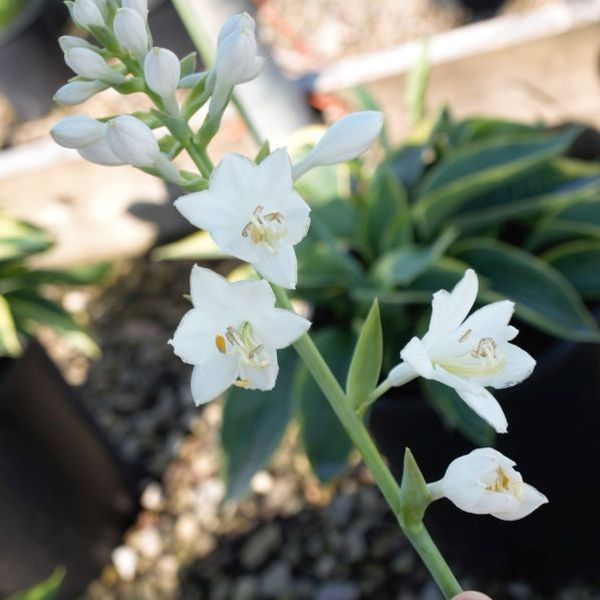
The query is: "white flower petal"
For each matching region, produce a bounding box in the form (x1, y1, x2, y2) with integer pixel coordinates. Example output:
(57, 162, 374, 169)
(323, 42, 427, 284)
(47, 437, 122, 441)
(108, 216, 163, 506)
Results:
(252, 308, 310, 349)
(238, 347, 278, 390)
(491, 483, 549, 521)
(169, 308, 226, 365)
(228, 278, 277, 318)
(253, 244, 298, 289)
(277, 191, 311, 245)
(189, 265, 235, 314)
(400, 337, 434, 378)
(258, 148, 294, 198)
(190, 357, 238, 405)
(478, 342, 536, 389)
(386, 361, 416, 387)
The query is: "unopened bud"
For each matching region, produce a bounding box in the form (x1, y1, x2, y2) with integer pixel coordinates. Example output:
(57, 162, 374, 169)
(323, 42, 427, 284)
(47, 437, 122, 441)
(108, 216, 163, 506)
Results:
(144, 47, 180, 100)
(104, 115, 161, 168)
(122, 0, 148, 19)
(53, 79, 108, 105)
(50, 116, 105, 148)
(64, 48, 126, 85)
(113, 8, 149, 62)
(292, 111, 383, 180)
(58, 35, 101, 53)
(70, 0, 105, 30)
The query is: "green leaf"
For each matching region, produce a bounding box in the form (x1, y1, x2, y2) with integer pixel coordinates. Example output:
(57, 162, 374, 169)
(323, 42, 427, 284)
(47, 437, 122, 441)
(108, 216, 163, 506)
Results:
(421, 379, 496, 446)
(20, 263, 112, 286)
(448, 117, 543, 147)
(372, 246, 437, 287)
(543, 239, 600, 300)
(295, 328, 354, 482)
(346, 300, 382, 410)
(221, 349, 297, 500)
(398, 448, 431, 530)
(294, 163, 346, 206)
(8, 567, 65, 600)
(387, 145, 428, 197)
(413, 127, 581, 236)
(0, 215, 54, 262)
(179, 52, 197, 78)
(452, 238, 599, 342)
(405, 42, 430, 126)
(313, 199, 357, 240)
(152, 231, 227, 261)
(365, 164, 411, 257)
(254, 139, 270, 164)
(0, 294, 21, 357)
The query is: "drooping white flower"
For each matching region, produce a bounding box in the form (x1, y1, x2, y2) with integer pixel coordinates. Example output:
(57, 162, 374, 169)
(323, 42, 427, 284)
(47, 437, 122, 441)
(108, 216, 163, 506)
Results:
(69, 0, 105, 30)
(144, 47, 181, 103)
(53, 80, 108, 105)
(206, 12, 264, 117)
(58, 35, 101, 53)
(64, 48, 126, 85)
(292, 111, 384, 180)
(170, 266, 311, 405)
(104, 115, 179, 181)
(50, 115, 105, 148)
(386, 269, 535, 433)
(113, 8, 149, 62)
(428, 448, 548, 521)
(175, 150, 311, 289)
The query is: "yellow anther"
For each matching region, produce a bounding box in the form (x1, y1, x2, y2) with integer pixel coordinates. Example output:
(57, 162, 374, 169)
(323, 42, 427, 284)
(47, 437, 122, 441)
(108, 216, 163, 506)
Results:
(234, 378, 251, 389)
(215, 334, 227, 354)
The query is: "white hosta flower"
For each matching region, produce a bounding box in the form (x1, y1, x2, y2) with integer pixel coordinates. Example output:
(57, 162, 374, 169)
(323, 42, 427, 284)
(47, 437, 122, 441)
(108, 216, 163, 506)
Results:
(429, 448, 548, 521)
(144, 47, 180, 103)
(69, 0, 105, 29)
(170, 266, 311, 405)
(64, 48, 126, 85)
(104, 115, 179, 180)
(113, 8, 149, 61)
(207, 12, 264, 117)
(122, 0, 148, 19)
(58, 35, 101, 52)
(386, 269, 535, 433)
(53, 79, 108, 105)
(175, 150, 310, 289)
(292, 111, 384, 180)
(50, 115, 105, 148)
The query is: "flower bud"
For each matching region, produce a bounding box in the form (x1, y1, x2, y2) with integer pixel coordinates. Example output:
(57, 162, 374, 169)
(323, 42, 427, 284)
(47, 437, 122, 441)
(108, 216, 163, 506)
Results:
(70, 0, 105, 30)
(217, 12, 255, 45)
(79, 139, 126, 166)
(104, 115, 161, 167)
(53, 80, 108, 105)
(430, 448, 548, 521)
(58, 35, 101, 53)
(292, 111, 383, 180)
(50, 116, 105, 149)
(113, 8, 149, 62)
(144, 47, 181, 99)
(64, 48, 126, 85)
(122, 0, 148, 19)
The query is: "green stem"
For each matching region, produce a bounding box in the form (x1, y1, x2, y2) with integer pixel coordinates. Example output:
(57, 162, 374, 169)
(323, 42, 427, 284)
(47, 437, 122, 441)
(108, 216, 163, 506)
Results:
(170, 0, 264, 146)
(272, 285, 462, 599)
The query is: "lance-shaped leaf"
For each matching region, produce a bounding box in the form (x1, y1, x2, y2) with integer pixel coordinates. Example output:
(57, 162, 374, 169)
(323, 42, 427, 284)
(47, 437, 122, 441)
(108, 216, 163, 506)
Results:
(399, 448, 431, 531)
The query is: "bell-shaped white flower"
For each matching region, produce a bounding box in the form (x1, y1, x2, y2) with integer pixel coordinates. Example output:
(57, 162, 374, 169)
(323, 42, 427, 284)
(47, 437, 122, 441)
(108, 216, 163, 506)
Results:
(104, 115, 179, 181)
(144, 47, 181, 106)
(207, 13, 264, 117)
(428, 448, 548, 521)
(64, 48, 126, 85)
(122, 0, 148, 19)
(170, 266, 311, 405)
(113, 8, 149, 62)
(69, 0, 105, 30)
(292, 111, 384, 180)
(53, 80, 108, 106)
(175, 150, 311, 289)
(50, 115, 105, 148)
(58, 35, 101, 53)
(385, 269, 535, 433)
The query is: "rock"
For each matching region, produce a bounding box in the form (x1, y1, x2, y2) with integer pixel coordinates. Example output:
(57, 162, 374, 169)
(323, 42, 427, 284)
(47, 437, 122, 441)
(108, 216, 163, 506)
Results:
(112, 545, 138, 582)
(259, 560, 292, 597)
(316, 581, 360, 600)
(141, 482, 165, 511)
(240, 523, 282, 570)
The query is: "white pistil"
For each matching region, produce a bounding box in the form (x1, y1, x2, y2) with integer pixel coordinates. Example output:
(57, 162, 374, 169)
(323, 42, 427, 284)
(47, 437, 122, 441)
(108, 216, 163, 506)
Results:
(241, 205, 286, 252)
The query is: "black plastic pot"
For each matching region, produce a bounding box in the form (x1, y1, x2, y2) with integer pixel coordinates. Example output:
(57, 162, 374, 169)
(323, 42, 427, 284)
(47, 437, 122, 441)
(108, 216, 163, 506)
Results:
(370, 333, 600, 591)
(0, 342, 135, 598)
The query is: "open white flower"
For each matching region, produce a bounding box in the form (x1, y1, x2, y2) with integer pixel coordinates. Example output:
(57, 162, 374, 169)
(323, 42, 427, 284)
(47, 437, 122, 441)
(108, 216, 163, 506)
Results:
(386, 269, 535, 433)
(175, 150, 311, 289)
(169, 266, 311, 405)
(428, 448, 548, 521)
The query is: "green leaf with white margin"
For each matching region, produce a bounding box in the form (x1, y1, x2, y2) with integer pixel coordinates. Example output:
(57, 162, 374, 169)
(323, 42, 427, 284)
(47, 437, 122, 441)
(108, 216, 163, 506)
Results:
(399, 448, 431, 531)
(421, 379, 496, 446)
(0, 294, 21, 357)
(0, 215, 54, 262)
(543, 239, 600, 300)
(8, 567, 65, 600)
(152, 231, 228, 261)
(452, 238, 599, 342)
(372, 246, 439, 288)
(413, 127, 581, 237)
(221, 348, 297, 500)
(294, 328, 354, 483)
(346, 300, 382, 410)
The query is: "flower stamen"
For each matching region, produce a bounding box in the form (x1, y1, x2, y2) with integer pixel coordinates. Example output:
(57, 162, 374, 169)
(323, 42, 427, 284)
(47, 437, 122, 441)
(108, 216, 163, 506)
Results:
(218, 323, 272, 370)
(241, 205, 287, 252)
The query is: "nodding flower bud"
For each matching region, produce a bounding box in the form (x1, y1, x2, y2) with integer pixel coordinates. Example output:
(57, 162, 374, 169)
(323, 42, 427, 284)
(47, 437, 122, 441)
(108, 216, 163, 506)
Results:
(64, 48, 126, 85)
(53, 79, 108, 106)
(292, 111, 384, 180)
(113, 8, 149, 62)
(68, 0, 105, 30)
(143, 47, 181, 101)
(58, 35, 101, 53)
(104, 115, 179, 181)
(122, 0, 148, 19)
(207, 13, 264, 118)
(50, 115, 105, 148)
